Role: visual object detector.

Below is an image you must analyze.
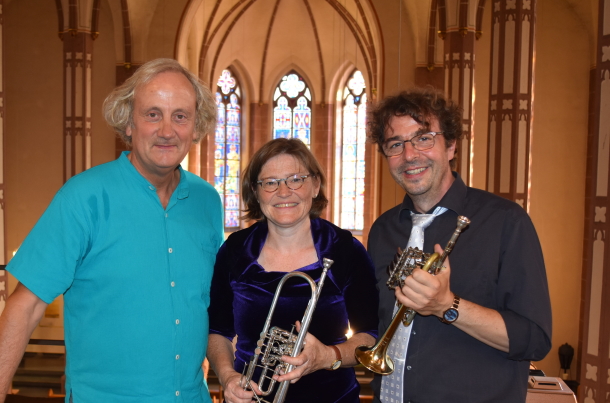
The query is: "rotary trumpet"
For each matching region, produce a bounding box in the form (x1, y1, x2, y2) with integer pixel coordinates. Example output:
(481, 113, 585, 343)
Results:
(240, 258, 334, 403)
(355, 216, 470, 375)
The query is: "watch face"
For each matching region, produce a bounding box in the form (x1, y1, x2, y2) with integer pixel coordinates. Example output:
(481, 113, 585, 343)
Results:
(444, 308, 459, 322)
(331, 360, 342, 370)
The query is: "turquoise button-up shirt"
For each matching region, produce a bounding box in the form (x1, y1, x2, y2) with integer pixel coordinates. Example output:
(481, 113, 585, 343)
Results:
(9, 152, 223, 403)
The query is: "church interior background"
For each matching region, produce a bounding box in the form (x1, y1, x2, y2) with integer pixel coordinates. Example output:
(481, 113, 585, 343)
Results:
(0, 0, 608, 401)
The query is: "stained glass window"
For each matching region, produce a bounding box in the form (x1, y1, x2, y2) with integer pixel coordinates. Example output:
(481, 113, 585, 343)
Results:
(337, 70, 366, 230)
(273, 71, 311, 146)
(215, 69, 241, 229)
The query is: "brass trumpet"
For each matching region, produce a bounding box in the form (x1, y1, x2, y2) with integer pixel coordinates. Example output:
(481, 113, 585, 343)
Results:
(240, 258, 334, 403)
(355, 216, 470, 375)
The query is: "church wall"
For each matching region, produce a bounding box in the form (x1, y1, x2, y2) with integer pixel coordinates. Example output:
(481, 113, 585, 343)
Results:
(144, 0, 190, 62)
(91, 0, 120, 168)
(3, 0, 63, 277)
(528, 0, 591, 377)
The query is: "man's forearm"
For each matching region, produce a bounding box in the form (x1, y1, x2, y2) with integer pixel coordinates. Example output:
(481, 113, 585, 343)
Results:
(452, 298, 509, 352)
(0, 283, 48, 402)
(206, 334, 238, 387)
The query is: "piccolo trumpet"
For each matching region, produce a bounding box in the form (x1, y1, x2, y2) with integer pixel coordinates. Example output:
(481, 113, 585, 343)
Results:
(240, 258, 334, 403)
(355, 216, 470, 375)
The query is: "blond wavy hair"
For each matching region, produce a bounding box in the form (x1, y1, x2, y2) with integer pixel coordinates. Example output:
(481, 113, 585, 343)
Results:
(103, 58, 216, 145)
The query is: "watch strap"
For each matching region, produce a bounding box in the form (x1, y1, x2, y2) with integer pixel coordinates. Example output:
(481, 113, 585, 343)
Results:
(439, 294, 460, 324)
(328, 344, 342, 370)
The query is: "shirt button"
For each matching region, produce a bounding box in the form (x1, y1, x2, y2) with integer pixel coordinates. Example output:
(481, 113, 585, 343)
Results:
(168, 248, 173, 253)
(149, 186, 154, 191)
(175, 319, 180, 325)
(176, 355, 180, 360)
(175, 391, 180, 396)
(406, 365, 412, 370)
(412, 331, 416, 335)
(165, 213, 168, 218)
(171, 281, 175, 287)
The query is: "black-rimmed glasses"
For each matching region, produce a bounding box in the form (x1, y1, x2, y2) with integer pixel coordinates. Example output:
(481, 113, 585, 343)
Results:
(382, 131, 443, 157)
(256, 174, 311, 192)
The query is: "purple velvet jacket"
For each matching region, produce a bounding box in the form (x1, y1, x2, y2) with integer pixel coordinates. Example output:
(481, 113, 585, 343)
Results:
(209, 218, 379, 403)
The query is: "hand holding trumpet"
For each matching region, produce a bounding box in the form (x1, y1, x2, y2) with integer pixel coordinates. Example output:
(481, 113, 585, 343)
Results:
(272, 321, 332, 384)
(394, 243, 455, 319)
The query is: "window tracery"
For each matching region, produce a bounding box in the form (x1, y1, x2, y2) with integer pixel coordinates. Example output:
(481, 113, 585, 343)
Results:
(273, 71, 312, 146)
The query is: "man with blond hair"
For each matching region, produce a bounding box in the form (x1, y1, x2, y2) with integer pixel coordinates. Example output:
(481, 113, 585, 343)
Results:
(0, 59, 223, 403)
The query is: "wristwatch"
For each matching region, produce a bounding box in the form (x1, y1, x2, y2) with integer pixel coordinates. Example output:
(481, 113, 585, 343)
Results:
(439, 294, 460, 324)
(328, 344, 342, 370)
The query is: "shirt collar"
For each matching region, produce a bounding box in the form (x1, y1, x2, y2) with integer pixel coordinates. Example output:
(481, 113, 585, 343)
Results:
(399, 171, 466, 220)
(119, 151, 190, 200)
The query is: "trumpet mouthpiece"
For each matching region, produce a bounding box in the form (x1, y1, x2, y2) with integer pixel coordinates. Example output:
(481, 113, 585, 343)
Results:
(457, 216, 470, 228)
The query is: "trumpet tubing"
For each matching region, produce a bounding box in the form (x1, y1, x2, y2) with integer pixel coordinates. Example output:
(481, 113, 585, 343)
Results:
(355, 216, 470, 375)
(240, 258, 334, 403)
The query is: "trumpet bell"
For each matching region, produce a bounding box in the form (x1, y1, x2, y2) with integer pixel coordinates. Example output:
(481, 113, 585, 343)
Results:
(355, 344, 395, 375)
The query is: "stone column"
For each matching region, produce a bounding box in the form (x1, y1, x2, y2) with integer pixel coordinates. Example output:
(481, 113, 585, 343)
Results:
(485, 0, 535, 209)
(578, 1, 610, 401)
(443, 0, 476, 183)
(311, 103, 333, 222)
(63, 31, 93, 181)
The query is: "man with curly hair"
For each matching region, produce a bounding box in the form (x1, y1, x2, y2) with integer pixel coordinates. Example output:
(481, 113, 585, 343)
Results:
(0, 59, 223, 403)
(367, 89, 552, 403)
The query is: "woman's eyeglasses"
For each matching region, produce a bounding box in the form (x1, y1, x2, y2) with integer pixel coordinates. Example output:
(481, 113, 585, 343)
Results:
(256, 175, 311, 192)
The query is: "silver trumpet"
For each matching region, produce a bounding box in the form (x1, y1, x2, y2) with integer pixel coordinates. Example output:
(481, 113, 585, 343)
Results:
(240, 257, 334, 403)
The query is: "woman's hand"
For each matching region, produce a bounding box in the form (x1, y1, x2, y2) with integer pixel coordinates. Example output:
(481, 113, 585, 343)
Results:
(273, 321, 335, 384)
(221, 370, 262, 403)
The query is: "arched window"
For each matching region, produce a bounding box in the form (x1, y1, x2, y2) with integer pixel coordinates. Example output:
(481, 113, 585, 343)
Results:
(336, 70, 366, 230)
(273, 71, 312, 146)
(214, 69, 241, 229)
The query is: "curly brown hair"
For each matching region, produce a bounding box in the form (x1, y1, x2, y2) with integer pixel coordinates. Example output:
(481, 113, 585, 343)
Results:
(103, 58, 216, 145)
(367, 88, 463, 165)
(241, 138, 328, 222)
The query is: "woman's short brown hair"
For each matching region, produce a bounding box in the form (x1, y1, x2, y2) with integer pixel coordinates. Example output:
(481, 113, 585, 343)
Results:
(242, 138, 328, 222)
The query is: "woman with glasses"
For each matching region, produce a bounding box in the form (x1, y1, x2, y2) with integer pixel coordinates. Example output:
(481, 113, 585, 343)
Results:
(207, 138, 378, 403)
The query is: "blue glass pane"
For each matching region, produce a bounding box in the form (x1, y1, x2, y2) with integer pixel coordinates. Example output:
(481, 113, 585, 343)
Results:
(226, 159, 240, 182)
(227, 126, 240, 143)
(274, 129, 291, 139)
(214, 176, 225, 194)
(226, 143, 240, 159)
(294, 128, 310, 144)
(225, 194, 239, 210)
(225, 176, 239, 193)
(225, 209, 240, 228)
(217, 103, 226, 127)
(214, 159, 224, 177)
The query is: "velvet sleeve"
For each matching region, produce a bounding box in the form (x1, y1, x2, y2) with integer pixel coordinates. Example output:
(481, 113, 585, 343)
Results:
(208, 241, 237, 341)
(497, 207, 552, 361)
(343, 238, 379, 338)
